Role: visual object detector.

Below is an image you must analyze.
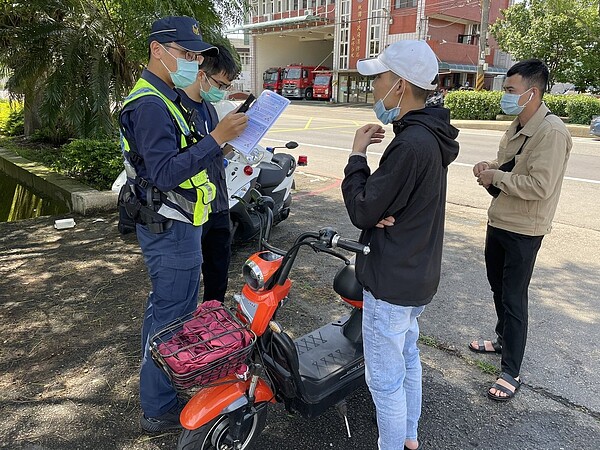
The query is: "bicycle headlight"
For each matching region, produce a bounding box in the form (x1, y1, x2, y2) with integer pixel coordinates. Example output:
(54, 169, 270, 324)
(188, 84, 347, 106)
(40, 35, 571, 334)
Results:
(242, 252, 284, 291)
(243, 259, 264, 290)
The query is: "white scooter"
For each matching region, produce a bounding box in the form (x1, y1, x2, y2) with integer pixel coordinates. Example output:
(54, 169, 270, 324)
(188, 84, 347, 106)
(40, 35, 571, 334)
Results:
(224, 139, 298, 241)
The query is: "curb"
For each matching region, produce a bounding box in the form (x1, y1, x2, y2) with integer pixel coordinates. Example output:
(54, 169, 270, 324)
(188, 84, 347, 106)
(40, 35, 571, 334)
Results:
(451, 120, 593, 138)
(0, 147, 117, 216)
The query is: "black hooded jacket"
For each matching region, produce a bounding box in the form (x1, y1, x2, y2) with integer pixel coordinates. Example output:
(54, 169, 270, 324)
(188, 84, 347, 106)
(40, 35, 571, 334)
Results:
(342, 107, 459, 306)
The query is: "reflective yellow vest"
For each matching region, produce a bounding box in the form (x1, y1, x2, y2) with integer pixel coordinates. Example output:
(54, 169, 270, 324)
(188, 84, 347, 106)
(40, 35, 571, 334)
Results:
(120, 78, 215, 226)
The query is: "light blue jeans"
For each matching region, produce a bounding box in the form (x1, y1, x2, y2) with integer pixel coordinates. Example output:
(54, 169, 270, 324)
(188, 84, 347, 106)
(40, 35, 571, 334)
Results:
(362, 289, 425, 450)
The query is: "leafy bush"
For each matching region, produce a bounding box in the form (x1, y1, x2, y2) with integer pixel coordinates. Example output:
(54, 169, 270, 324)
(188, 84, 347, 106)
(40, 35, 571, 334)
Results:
(55, 139, 123, 190)
(565, 95, 600, 125)
(543, 94, 568, 118)
(444, 90, 502, 120)
(444, 91, 599, 124)
(0, 101, 24, 135)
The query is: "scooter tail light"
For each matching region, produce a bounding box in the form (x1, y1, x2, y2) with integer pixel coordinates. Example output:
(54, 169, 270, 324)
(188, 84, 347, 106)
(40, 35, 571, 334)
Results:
(244, 165, 253, 176)
(297, 155, 308, 166)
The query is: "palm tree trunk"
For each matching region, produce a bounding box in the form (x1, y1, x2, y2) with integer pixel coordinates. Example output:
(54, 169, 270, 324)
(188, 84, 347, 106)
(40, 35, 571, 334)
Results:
(23, 86, 42, 136)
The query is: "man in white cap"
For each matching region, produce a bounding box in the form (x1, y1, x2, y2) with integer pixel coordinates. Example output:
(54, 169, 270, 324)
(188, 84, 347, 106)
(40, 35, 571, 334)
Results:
(342, 40, 459, 450)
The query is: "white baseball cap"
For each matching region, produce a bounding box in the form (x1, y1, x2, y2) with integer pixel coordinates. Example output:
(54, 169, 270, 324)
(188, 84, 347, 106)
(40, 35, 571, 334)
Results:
(357, 40, 439, 90)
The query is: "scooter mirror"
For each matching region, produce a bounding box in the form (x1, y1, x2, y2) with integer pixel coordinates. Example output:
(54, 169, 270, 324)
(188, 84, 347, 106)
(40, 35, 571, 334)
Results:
(285, 141, 298, 149)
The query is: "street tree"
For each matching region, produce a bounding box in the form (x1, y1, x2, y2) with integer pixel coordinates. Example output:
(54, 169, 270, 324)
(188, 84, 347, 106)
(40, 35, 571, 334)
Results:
(0, 0, 248, 140)
(490, 0, 600, 93)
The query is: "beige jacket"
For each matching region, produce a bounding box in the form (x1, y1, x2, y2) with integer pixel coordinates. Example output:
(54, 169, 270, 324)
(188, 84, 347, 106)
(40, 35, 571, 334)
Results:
(485, 102, 572, 236)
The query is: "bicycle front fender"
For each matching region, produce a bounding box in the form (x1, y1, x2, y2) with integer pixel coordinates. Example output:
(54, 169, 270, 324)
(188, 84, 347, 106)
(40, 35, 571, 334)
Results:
(180, 375, 275, 430)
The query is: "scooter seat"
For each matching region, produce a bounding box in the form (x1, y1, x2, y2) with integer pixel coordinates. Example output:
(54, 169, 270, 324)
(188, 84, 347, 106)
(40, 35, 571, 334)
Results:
(333, 264, 363, 305)
(257, 154, 296, 188)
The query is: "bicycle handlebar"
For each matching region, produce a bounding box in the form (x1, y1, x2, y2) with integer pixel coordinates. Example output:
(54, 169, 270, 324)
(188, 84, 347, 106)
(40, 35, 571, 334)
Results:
(331, 235, 370, 255)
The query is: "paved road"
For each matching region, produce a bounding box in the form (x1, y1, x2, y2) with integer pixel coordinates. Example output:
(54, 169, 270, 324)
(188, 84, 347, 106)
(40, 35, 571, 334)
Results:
(260, 104, 600, 416)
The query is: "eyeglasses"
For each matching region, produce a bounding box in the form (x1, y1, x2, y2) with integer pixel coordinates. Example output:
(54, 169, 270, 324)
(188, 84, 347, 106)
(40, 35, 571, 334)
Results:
(163, 44, 205, 63)
(208, 75, 232, 91)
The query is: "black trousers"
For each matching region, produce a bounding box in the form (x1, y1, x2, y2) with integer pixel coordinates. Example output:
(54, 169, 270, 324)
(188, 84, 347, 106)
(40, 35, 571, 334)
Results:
(201, 210, 232, 303)
(485, 225, 543, 378)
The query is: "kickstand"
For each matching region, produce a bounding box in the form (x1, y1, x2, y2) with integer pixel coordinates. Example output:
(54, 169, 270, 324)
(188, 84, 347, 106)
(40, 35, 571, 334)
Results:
(335, 400, 351, 438)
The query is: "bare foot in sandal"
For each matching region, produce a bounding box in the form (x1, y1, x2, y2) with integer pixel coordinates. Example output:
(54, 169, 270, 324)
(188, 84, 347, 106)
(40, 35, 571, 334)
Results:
(488, 372, 521, 402)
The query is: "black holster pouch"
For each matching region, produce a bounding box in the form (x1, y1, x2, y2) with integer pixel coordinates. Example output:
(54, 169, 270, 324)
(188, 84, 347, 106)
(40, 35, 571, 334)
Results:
(117, 183, 139, 235)
(117, 182, 172, 234)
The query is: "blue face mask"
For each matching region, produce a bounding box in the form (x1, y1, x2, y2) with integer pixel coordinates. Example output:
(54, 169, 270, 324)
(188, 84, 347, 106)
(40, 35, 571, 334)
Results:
(373, 79, 403, 125)
(200, 74, 228, 103)
(500, 88, 533, 115)
(160, 44, 199, 89)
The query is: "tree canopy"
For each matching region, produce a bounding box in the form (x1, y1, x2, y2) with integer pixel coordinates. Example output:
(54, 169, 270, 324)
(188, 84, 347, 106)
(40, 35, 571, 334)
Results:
(0, 0, 248, 140)
(490, 0, 600, 93)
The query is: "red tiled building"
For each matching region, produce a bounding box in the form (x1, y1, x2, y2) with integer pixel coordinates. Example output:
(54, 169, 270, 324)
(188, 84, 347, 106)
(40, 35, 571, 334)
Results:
(231, 0, 513, 103)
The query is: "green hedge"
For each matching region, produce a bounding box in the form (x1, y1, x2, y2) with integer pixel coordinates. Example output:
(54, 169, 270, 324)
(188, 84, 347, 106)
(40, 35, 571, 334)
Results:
(543, 94, 569, 118)
(55, 139, 123, 191)
(565, 96, 600, 125)
(444, 91, 502, 120)
(444, 91, 600, 124)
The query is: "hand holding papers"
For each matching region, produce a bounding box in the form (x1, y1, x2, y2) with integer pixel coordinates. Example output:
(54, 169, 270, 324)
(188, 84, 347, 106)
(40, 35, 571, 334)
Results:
(227, 90, 291, 155)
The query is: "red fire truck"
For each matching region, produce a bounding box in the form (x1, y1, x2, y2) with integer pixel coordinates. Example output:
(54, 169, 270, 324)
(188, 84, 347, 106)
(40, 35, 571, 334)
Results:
(262, 67, 284, 95)
(312, 70, 333, 101)
(281, 64, 330, 100)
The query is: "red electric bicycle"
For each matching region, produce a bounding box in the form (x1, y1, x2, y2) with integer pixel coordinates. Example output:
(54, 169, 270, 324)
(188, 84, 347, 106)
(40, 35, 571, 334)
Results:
(151, 195, 369, 450)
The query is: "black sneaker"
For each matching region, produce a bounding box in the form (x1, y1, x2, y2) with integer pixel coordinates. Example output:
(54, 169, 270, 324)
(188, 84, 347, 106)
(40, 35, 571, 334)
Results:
(140, 402, 184, 433)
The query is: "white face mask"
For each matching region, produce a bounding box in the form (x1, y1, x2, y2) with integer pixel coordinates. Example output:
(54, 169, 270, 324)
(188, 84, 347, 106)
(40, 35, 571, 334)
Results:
(159, 44, 199, 89)
(373, 79, 404, 125)
(500, 88, 533, 115)
(200, 73, 228, 103)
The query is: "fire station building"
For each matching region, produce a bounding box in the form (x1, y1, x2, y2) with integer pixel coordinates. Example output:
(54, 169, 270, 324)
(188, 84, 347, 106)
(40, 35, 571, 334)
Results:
(230, 0, 514, 103)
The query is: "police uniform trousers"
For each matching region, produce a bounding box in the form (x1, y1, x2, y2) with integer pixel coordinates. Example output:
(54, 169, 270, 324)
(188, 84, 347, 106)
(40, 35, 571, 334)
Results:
(201, 210, 232, 303)
(137, 220, 203, 417)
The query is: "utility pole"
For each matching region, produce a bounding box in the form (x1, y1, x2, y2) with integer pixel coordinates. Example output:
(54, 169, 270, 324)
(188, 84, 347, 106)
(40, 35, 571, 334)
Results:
(476, 0, 490, 91)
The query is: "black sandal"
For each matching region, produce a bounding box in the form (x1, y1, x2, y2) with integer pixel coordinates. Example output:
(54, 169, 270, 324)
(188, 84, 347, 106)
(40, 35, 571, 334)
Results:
(487, 372, 521, 402)
(469, 339, 502, 354)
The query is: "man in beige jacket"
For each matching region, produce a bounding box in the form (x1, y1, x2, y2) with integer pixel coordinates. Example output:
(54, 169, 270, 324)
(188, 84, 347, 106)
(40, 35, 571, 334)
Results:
(469, 59, 572, 401)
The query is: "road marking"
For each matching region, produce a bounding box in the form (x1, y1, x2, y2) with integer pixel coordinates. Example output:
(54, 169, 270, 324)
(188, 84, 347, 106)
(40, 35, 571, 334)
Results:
(452, 162, 600, 184)
(262, 138, 384, 156)
(304, 117, 314, 129)
(269, 124, 361, 133)
(294, 180, 342, 199)
(264, 139, 600, 185)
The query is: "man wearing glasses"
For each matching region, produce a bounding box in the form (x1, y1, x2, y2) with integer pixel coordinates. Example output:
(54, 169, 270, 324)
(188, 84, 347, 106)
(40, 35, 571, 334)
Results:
(118, 16, 248, 433)
(179, 44, 240, 304)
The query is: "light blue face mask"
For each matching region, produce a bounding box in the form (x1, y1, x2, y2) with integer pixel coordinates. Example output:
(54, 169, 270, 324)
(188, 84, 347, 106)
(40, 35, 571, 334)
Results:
(160, 44, 199, 89)
(500, 88, 533, 115)
(373, 79, 403, 125)
(200, 74, 228, 103)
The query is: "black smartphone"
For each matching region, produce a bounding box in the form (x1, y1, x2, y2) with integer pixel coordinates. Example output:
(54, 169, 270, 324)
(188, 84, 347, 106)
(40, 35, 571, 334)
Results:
(237, 93, 256, 113)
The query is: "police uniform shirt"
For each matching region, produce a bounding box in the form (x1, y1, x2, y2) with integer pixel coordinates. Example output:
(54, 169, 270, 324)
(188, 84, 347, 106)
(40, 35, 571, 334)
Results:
(120, 69, 221, 201)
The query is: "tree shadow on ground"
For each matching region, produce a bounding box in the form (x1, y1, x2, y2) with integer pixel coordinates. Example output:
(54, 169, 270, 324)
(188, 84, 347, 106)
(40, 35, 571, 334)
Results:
(1, 172, 598, 449)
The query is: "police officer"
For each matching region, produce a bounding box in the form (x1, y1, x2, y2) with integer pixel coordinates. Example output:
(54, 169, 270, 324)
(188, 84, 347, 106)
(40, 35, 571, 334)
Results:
(179, 45, 239, 303)
(119, 16, 248, 433)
